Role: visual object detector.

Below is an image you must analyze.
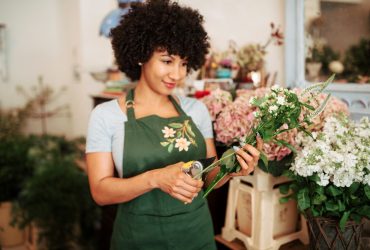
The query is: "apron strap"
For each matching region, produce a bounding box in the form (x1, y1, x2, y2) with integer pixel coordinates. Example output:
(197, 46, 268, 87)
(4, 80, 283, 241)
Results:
(169, 95, 186, 116)
(125, 89, 186, 121)
(125, 88, 136, 121)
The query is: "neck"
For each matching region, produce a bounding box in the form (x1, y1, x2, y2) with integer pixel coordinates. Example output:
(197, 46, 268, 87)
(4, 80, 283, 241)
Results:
(134, 82, 170, 107)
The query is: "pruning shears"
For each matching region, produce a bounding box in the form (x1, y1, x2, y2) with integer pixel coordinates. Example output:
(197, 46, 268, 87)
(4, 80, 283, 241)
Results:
(181, 157, 216, 180)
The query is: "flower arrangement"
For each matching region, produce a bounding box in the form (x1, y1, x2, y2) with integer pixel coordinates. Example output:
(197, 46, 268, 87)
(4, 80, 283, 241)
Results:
(197, 75, 337, 197)
(280, 115, 370, 230)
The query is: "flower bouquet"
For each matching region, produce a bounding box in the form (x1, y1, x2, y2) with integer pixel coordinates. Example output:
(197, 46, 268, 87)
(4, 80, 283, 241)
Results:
(197, 75, 336, 198)
(280, 115, 370, 231)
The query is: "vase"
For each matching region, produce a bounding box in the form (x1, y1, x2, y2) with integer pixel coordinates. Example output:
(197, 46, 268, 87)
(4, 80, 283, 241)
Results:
(306, 215, 364, 250)
(0, 201, 25, 247)
(221, 167, 309, 250)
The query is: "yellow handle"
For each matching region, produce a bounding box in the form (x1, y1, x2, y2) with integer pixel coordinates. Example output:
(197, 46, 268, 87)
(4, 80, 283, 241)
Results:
(182, 161, 194, 170)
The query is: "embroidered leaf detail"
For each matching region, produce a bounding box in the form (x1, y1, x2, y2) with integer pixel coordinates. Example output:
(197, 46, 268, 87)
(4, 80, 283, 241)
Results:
(186, 124, 195, 137)
(160, 142, 169, 147)
(168, 143, 174, 153)
(168, 123, 183, 129)
(177, 131, 182, 138)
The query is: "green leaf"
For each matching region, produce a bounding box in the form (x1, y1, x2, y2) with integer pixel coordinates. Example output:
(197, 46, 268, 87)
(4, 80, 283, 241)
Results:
(279, 196, 292, 204)
(365, 185, 370, 199)
(339, 211, 350, 232)
(273, 139, 297, 154)
(176, 131, 181, 137)
(355, 205, 370, 218)
(168, 143, 173, 153)
(202, 169, 228, 198)
(168, 123, 183, 129)
(326, 185, 342, 197)
(338, 200, 345, 212)
(160, 142, 169, 147)
(312, 193, 327, 205)
(325, 200, 339, 212)
(186, 125, 195, 137)
(259, 152, 268, 169)
(279, 183, 290, 195)
(220, 148, 236, 170)
(297, 188, 310, 211)
(348, 182, 360, 194)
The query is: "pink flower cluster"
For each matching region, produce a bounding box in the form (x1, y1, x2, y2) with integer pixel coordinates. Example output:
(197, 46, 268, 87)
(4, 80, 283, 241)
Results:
(296, 90, 349, 131)
(212, 88, 270, 145)
(201, 88, 233, 121)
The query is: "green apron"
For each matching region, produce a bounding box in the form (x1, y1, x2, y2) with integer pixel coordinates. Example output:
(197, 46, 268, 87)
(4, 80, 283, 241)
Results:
(110, 89, 216, 250)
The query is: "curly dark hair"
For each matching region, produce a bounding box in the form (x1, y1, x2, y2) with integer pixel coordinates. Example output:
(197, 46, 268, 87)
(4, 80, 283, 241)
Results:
(110, 0, 210, 81)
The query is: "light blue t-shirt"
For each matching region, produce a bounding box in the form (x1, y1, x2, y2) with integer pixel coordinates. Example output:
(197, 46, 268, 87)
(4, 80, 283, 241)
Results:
(86, 96, 213, 177)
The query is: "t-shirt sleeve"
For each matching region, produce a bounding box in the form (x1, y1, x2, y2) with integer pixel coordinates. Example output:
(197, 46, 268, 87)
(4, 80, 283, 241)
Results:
(194, 100, 214, 139)
(85, 105, 112, 153)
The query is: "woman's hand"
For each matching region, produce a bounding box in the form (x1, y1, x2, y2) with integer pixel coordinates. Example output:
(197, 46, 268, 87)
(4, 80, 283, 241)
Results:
(152, 162, 203, 204)
(230, 135, 263, 177)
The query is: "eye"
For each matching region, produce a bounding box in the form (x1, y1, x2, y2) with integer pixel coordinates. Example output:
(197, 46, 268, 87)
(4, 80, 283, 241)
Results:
(162, 59, 172, 65)
(182, 62, 188, 67)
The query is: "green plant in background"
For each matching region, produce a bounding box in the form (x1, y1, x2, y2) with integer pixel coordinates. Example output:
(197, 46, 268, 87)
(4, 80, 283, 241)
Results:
(0, 105, 34, 202)
(14, 135, 100, 250)
(344, 38, 370, 83)
(318, 46, 340, 76)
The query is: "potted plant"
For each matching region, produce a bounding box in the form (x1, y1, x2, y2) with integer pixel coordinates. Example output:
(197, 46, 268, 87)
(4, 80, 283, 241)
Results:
(280, 115, 370, 249)
(13, 135, 100, 250)
(0, 106, 33, 247)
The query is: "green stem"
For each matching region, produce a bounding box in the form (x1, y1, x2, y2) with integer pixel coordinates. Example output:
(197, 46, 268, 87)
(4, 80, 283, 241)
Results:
(194, 152, 235, 179)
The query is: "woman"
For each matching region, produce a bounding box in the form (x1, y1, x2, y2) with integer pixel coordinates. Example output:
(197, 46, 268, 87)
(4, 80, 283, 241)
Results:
(86, 0, 262, 249)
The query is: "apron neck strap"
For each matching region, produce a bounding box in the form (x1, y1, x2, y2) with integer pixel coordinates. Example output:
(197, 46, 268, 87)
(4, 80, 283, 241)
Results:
(125, 88, 186, 121)
(169, 95, 186, 116)
(125, 88, 136, 121)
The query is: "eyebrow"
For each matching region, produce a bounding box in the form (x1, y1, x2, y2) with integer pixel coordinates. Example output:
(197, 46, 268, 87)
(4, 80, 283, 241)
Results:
(159, 53, 188, 61)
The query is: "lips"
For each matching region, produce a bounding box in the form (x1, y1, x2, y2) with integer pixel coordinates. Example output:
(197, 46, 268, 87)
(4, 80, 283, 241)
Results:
(163, 81, 176, 89)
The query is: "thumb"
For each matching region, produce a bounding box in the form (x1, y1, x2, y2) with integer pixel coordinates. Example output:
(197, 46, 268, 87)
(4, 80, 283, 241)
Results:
(256, 133, 263, 151)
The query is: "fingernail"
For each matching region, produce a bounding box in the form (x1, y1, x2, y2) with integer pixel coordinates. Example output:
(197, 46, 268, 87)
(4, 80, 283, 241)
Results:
(233, 146, 241, 152)
(256, 132, 261, 138)
(194, 193, 198, 198)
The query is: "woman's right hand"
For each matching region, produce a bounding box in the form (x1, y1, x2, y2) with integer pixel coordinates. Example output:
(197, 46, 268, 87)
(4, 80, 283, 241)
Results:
(152, 162, 203, 204)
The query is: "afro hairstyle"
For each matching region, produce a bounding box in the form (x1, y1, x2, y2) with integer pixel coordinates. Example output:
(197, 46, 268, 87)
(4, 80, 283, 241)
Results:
(110, 0, 210, 81)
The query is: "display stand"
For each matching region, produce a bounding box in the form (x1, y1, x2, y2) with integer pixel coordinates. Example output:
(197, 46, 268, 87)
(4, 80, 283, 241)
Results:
(221, 167, 309, 250)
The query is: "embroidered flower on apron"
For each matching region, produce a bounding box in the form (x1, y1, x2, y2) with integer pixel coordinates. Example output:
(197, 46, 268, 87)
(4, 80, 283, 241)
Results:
(160, 119, 198, 152)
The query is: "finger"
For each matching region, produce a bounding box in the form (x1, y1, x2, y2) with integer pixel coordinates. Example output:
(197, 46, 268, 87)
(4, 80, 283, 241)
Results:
(236, 155, 254, 176)
(176, 178, 202, 194)
(172, 185, 196, 199)
(236, 149, 254, 167)
(171, 192, 193, 204)
(256, 134, 263, 151)
(242, 144, 260, 162)
(183, 175, 204, 188)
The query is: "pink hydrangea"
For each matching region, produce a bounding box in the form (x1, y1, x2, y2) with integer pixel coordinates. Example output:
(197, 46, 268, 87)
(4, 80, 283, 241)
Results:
(295, 89, 349, 131)
(201, 88, 233, 121)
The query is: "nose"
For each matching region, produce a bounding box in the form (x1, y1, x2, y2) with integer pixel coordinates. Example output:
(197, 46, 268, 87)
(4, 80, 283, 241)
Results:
(169, 64, 185, 81)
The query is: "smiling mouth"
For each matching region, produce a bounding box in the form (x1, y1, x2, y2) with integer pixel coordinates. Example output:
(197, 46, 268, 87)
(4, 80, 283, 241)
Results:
(163, 81, 176, 89)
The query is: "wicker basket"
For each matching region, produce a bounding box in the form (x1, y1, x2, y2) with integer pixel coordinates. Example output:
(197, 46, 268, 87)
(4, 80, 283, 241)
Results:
(307, 215, 364, 250)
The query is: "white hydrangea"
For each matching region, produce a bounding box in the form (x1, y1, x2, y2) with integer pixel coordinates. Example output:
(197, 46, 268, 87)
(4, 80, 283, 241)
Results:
(291, 116, 370, 187)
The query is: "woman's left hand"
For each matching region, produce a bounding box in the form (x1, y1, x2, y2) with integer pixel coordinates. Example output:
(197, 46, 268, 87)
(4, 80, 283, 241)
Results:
(229, 135, 263, 177)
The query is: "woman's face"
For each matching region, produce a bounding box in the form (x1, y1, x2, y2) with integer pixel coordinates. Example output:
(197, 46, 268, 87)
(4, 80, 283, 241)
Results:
(140, 49, 188, 95)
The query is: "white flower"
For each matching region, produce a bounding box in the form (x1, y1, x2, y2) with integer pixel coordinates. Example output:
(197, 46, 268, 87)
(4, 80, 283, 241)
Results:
(253, 111, 260, 118)
(175, 137, 191, 152)
(162, 126, 176, 138)
(249, 97, 257, 105)
(268, 105, 278, 113)
(276, 96, 286, 105)
(291, 116, 370, 187)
